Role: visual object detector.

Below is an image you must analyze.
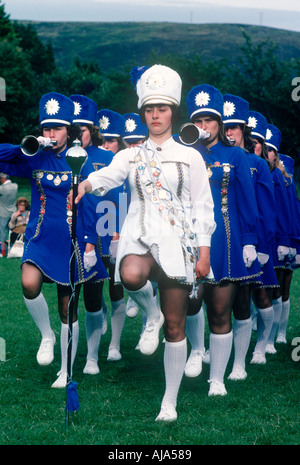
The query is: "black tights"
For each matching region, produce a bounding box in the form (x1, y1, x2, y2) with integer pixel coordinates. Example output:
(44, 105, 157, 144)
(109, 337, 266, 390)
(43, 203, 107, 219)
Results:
(187, 281, 239, 334)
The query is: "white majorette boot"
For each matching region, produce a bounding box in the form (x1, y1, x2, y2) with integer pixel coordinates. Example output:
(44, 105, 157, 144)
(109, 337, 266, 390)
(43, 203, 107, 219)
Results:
(125, 280, 164, 355)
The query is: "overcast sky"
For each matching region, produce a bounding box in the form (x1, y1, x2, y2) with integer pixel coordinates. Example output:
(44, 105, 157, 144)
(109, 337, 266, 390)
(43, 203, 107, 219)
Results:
(4, 0, 300, 31)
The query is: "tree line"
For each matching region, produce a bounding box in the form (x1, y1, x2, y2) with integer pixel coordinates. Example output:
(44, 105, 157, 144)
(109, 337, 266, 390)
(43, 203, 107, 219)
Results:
(0, 0, 299, 164)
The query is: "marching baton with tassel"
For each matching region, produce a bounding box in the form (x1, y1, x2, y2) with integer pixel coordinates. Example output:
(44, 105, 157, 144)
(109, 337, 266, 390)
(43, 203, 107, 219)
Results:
(65, 138, 87, 426)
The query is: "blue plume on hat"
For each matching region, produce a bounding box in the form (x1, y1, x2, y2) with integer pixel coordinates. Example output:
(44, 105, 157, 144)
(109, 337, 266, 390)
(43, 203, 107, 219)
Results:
(130, 66, 150, 89)
(265, 124, 281, 151)
(223, 94, 249, 125)
(39, 92, 74, 127)
(123, 113, 147, 141)
(186, 84, 223, 121)
(97, 109, 125, 138)
(248, 111, 268, 140)
(69, 94, 98, 125)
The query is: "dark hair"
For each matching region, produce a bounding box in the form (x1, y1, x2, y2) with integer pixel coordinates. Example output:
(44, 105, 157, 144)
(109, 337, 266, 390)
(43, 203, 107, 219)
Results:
(76, 124, 104, 147)
(101, 136, 127, 152)
(270, 148, 292, 180)
(91, 125, 104, 146)
(219, 119, 233, 147)
(16, 196, 30, 210)
(37, 124, 83, 148)
(191, 113, 232, 147)
(254, 137, 272, 168)
(67, 124, 82, 148)
(242, 124, 256, 153)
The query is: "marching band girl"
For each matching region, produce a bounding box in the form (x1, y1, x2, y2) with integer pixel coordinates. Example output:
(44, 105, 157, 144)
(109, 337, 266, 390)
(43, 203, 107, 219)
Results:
(0, 92, 108, 387)
(75, 65, 216, 421)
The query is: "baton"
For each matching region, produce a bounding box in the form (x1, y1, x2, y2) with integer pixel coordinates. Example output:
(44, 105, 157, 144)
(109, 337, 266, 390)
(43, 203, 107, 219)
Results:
(65, 139, 87, 425)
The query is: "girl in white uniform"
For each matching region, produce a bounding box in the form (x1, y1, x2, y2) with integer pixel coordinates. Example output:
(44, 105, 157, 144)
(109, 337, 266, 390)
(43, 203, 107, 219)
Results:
(75, 65, 215, 421)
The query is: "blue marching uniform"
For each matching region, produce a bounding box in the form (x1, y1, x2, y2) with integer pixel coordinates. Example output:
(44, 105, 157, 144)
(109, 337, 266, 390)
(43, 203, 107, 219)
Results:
(80, 144, 130, 259)
(191, 140, 261, 284)
(282, 170, 299, 270)
(245, 152, 279, 288)
(0, 143, 108, 285)
(270, 167, 291, 269)
(279, 153, 300, 269)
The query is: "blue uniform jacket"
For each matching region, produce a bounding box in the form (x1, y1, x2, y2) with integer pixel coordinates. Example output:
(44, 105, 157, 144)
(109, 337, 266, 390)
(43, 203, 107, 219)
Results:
(0, 143, 108, 285)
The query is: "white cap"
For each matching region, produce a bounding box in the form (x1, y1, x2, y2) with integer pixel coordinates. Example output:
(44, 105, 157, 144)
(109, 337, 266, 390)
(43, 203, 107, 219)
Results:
(136, 65, 182, 109)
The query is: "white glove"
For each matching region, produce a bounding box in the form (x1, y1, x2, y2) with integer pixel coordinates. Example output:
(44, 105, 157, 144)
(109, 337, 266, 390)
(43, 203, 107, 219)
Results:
(296, 254, 300, 265)
(277, 245, 289, 261)
(257, 252, 269, 267)
(109, 240, 119, 264)
(84, 249, 97, 272)
(198, 128, 211, 140)
(37, 136, 55, 147)
(288, 247, 297, 259)
(243, 245, 257, 268)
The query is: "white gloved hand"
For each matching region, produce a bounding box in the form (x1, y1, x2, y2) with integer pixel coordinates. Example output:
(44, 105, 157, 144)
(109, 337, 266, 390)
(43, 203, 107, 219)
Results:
(243, 245, 257, 268)
(37, 136, 54, 148)
(198, 128, 211, 140)
(84, 249, 97, 272)
(109, 240, 119, 264)
(288, 247, 297, 259)
(277, 245, 289, 261)
(257, 252, 269, 267)
(296, 254, 300, 265)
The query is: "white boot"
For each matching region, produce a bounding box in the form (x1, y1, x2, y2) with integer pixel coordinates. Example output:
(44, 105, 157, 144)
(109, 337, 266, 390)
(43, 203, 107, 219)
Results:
(266, 297, 282, 353)
(184, 309, 205, 377)
(52, 321, 79, 388)
(125, 296, 139, 318)
(84, 309, 103, 374)
(251, 306, 274, 364)
(107, 298, 125, 361)
(276, 298, 290, 343)
(228, 318, 251, 380)
(208, 331, 233, 396)
(24, 294, 56, 366)
(125, 281, 164, 355)
(155, 338, 187, 422)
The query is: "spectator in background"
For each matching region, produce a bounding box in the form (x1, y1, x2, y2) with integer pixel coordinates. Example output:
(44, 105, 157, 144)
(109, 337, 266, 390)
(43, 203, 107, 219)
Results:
(8, 196, 30, 246)
(0, 173, 18, 252)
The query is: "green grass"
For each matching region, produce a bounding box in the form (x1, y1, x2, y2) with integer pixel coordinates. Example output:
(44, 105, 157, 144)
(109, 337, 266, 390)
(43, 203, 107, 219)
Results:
(0, 256, 299, 446)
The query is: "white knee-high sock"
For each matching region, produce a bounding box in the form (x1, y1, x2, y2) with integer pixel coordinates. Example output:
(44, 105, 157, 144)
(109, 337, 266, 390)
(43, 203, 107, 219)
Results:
(268, 297, 282, 344)
(232, 318, 252, 370)
(185, 308, 205, 352)
(277, 298, 290, 337)
(151, 281, 160, 308)
(209, 331, 233, 384)
(254, 306, 274, 354)
(60, 321, 79, 376)
(85, 309, 103, 362)
(161, 338, 187, 408)
(101, 295, 108, 335)
(24, 293, 53, 339)
(109, 298, 125, 352)
(125, 280, 160, 320)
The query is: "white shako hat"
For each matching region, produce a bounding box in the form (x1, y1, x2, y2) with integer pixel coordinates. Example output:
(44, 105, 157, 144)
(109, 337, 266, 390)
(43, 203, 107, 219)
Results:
(134, 65, 182, 110)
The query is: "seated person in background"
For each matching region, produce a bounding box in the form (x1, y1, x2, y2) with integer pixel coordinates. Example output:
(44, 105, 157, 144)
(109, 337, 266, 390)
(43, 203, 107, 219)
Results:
(8, 197, 30, 245)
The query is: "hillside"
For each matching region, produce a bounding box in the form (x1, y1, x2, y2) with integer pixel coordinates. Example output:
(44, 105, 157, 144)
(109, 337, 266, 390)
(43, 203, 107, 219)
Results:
(17, 21, 300, 71)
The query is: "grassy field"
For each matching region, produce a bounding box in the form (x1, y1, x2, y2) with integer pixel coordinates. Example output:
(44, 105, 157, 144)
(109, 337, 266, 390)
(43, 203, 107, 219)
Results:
(0, 178, 299, 446)
(0, 254, 299, 446)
